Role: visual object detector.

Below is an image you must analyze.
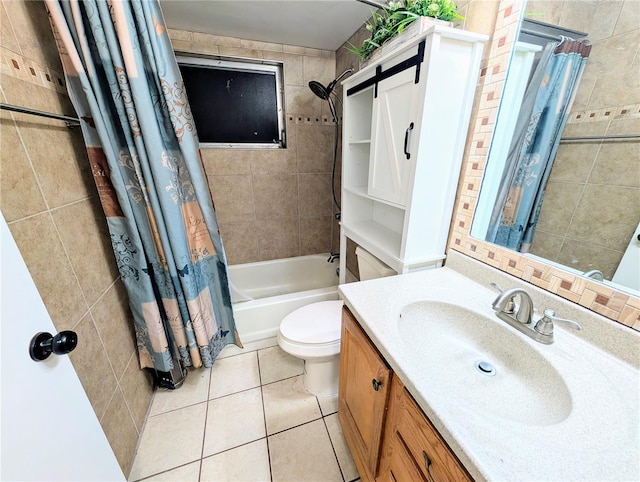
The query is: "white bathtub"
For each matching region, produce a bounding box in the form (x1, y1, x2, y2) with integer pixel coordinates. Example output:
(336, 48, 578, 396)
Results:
(228, 254, 340, 349)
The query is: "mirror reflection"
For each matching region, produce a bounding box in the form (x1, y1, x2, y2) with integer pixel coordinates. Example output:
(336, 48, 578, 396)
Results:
(472, 1, 640, 295)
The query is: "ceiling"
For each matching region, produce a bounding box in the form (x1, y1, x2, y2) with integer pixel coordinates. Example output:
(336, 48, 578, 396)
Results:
(159, 1, 377, 51)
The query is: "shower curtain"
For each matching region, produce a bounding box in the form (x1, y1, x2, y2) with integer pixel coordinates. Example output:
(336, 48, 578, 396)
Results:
(46, 0, 240, 387)
(486, 38, 591, 252)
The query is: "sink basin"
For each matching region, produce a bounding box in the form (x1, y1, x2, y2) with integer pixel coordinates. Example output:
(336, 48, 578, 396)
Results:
(398, 300, 573, 426)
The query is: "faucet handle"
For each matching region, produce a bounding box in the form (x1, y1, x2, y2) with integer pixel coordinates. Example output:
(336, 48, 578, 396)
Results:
(535, 309, 581, 337)
(490, 283, 516, 314)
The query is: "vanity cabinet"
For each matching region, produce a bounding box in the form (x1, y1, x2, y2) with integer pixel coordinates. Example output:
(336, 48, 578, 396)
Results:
(338, 306, 392, 481)
(339, 306, 471, 482)
(378, 377, 473, 482)
(339, 26, 486, 281)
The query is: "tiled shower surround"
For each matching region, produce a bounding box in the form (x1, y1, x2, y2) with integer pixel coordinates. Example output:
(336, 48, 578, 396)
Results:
(0, 0, 153, 475)
(168, 29, 340, 264)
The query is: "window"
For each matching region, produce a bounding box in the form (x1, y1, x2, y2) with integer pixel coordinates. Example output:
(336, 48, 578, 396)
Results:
(177, 54, 286, 148)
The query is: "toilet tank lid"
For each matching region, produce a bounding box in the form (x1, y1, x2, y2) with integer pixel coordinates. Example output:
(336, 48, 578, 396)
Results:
(280, 300, 343, 344)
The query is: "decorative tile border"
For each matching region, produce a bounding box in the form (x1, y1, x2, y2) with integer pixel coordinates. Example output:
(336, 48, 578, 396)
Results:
(448, 0, 640, 331)
(287, 114, 336, 126)
(568, 102, 640, 123)
(0, 47, 66, 94)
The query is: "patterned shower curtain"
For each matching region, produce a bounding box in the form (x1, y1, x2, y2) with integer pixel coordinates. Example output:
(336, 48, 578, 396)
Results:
(487, 38, 591, 252)
(46, 0, 241, 387)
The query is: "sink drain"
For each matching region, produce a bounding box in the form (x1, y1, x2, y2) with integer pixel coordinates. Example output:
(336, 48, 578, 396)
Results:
(475, 360, 496, 376)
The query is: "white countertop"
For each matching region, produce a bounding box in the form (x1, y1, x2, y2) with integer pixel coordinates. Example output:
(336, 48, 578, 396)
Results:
(339, 267, 640, 481)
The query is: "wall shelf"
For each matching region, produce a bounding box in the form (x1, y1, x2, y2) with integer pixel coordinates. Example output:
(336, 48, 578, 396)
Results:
(343, 186, 405, 209)
(339, 25, 487, 282)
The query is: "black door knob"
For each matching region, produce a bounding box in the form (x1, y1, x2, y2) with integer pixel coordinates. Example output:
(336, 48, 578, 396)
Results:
(372, 378, 383, 391)
(29, 331, 78, 361)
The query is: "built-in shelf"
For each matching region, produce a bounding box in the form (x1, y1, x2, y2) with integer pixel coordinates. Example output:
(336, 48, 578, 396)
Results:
(343, 186, 406, 209)
(338, 25, 487, 283)
(342, 223, 402, 268)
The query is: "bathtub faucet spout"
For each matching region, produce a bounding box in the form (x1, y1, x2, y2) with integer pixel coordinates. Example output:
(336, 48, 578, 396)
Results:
(327, 252, 340, 263)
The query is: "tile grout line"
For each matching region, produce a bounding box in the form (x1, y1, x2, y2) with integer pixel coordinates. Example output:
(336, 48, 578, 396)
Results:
(322, 415, 347, 482)
(134, 459, 198, 482)
(131, 370, 212, 481)
(132, 346, 347, 481)
(8, 108, 52, 214)
(256, 350, 274, 481)
(197, 366, 214, 482)
(150, 366, 294, 419)
(265, 413, 329, 438)
(116, 352, 146, 444)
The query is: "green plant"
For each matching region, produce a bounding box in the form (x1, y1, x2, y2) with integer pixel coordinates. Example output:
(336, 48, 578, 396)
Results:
(348, 0, 464, 62)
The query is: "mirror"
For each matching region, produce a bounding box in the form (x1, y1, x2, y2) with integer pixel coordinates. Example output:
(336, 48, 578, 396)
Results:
(471, 0, 640, 297)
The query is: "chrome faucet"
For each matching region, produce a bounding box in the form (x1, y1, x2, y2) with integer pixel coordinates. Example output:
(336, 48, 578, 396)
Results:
(534, 309, 581, 341)
(583, 269, 605, 281)
(492, 288, 534, 325)
(491, 286, 581, 344)
(327, 252, 340, 263)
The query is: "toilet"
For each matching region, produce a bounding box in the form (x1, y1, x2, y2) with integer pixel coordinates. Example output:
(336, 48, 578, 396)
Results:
(277, 247, 395, 396)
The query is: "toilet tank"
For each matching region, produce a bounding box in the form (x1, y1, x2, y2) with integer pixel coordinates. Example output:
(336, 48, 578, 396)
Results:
(355, 246, 396, 281)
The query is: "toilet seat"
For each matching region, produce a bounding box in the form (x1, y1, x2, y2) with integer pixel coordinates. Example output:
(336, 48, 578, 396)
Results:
(278, 300, 343, 359)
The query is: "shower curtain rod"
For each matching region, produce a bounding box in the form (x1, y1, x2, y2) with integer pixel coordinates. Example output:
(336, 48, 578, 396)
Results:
(560, 134, 640, 142)
(356, 0, 386, 8)
(0, 102, 80, 127)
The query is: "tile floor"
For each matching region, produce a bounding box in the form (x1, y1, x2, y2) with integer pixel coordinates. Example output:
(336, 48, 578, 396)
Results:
(129, 345, 360, 482)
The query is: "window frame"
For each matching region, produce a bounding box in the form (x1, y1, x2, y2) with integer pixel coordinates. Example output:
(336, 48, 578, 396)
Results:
(176, 52, 286, 149)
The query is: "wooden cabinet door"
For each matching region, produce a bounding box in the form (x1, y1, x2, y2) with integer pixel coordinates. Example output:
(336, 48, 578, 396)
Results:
(379, 377, 473, 482)
(377, 431, 430, 482)
(368, 67, 421, 206)
(339, 307, 392, 482)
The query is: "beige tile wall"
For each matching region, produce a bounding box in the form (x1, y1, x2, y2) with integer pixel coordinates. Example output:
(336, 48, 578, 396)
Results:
(526, 0, 640, 280)
(168, 29, 338, 264)
(0, 1, 152, 475)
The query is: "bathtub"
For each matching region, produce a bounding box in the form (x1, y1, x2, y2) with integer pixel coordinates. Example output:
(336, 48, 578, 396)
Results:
(228, 254, 340, 349)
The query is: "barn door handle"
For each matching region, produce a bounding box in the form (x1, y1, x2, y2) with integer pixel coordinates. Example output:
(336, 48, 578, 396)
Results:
(404, 122, 414, 159)
(29, 331, 78, 361)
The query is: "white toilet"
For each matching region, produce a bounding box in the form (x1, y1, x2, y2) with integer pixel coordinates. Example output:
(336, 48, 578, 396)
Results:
(277, 247, 395, 396)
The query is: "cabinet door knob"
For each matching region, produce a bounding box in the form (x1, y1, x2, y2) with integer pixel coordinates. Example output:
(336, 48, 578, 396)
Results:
(404, 122, 414, 159)
(372, 378, 383, 391)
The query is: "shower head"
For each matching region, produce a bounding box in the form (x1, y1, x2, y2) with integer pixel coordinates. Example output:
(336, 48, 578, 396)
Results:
(309, 80, 331, 100)
(308, 68, 354, 100)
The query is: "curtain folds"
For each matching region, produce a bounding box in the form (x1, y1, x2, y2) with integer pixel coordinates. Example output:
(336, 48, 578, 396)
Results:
(46, 0, 241, 382)
(486, 38, 591, 252)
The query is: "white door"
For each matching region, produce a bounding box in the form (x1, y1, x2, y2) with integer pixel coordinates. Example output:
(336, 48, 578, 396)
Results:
(368, 68, 421, 206)
(1, 213, 124, 482)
